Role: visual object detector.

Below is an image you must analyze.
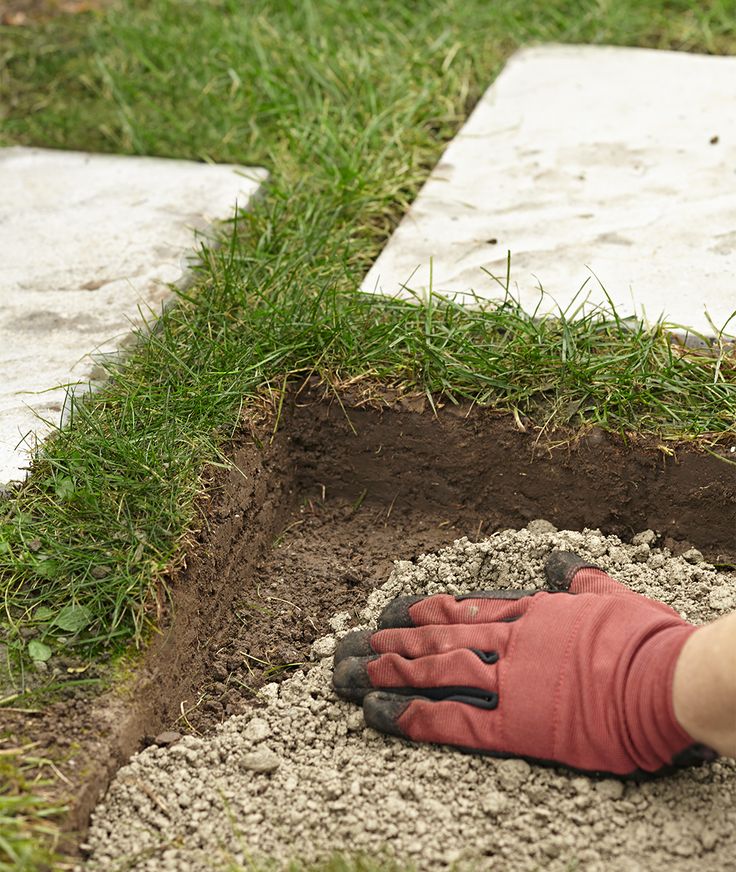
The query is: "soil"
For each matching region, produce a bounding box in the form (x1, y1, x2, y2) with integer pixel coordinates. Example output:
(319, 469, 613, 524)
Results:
(179, 498, 466, 735)
(81, 528, 736, 871)
(2, 389, 735, 859)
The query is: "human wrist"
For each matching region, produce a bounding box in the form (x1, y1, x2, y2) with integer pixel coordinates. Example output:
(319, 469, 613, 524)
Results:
(673, 615, 736, 758)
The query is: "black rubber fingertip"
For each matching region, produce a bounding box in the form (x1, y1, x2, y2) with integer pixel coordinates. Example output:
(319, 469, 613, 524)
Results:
(332, 656, 375, 703)
(377, 595, 424, 629)
(671, 743, 719, 768)
(544, 550, 599, 591)
(334, 630, 374, 665)
(470, 648, 499, 664)
(363, 692, 412, 738)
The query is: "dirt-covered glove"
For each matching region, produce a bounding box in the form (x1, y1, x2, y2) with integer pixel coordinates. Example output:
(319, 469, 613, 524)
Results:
(333, 551, 717, 777)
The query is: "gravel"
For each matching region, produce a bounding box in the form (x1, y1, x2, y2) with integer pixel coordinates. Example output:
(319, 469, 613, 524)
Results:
(81, 525, 736, 871)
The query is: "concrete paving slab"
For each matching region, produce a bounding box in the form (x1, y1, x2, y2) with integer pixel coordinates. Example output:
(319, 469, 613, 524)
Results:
(362, 45, 736, 336)
(0, 147, 266, 483)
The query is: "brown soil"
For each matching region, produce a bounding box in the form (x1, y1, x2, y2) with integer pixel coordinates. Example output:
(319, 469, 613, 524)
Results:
(3, 390, 735, 856)
(180, 498, 465, 735)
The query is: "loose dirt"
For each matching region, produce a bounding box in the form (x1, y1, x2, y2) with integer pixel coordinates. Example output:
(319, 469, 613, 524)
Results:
(81, 524, 736, 871)
(176, 497, 467, 734)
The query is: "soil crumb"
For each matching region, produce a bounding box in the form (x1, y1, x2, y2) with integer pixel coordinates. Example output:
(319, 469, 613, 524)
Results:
(82, 525, 736, 871)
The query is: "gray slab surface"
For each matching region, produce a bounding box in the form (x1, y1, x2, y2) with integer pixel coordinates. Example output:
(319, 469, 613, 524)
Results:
(362, 45, 736, 336)
(1, 147, 266, 483)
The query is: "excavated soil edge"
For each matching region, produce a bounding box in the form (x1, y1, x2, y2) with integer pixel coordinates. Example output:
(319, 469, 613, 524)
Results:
(289, 393, 736, 563)
(6, 390, 735, 856)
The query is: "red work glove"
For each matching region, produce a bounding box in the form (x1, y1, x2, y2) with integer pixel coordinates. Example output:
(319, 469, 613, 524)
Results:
(333, 551, 717, 777)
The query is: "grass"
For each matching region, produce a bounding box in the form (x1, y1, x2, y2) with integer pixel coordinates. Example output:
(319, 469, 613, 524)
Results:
(0, 745, 64, 872)
(1, 0, 736, 867)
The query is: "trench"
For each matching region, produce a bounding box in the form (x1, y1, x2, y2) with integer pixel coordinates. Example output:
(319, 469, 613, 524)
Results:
(61, 391, 736, 849)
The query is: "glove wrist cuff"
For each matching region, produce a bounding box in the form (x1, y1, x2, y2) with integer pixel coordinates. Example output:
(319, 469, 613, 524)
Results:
(627, 623, 708, 771)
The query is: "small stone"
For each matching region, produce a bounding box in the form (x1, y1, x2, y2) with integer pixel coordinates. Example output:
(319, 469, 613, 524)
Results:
(311, 635, 337, 658)
(91, 565, 112, 579)
(241, 749, 280, 773)
(585, 426, 607, 447)
(709, 583, 736, 612)
(328, 612, 352, 633)
(699, 829, 719, 851)
(595, 779, 624, 800)
(346, 710, 365, 732)
(681, 547, 704, 564)
(28, 539, 42, 552)
(631, 545, 651, 563)
(259, 682, 280, 703)
(495, 758, 532, 789)
(526, 519, 557, 535)
(154, 731, 182, 747)
(631, 530, 656, 546)
(480, 790, 508, 815)
(542, 838, 563, 858)
(587, 539, 608, 558)
(672, 839, 697, 857)
(243, 717, 271, 743)
(170, 744, 199, 764)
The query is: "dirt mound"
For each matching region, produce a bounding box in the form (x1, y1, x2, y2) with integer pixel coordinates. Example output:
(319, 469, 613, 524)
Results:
(81, 525, 736, 871)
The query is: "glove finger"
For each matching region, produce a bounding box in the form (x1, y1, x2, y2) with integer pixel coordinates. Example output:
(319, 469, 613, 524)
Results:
(545, 550, 683, 617)
(572, 565, 683, 617)
(378, 590, 540, 629)
(334, 629, 375, 664)
(545, 550, 631, 595)
(370, 621, 513, 659)
(371, 648, 501, 698)
(364, 692, 501, 753)
(333, 648, 500, 704)
(334, 623, 509, 665)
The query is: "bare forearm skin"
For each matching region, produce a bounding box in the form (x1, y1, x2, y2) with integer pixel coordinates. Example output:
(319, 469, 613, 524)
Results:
(673, 610, 736, 758)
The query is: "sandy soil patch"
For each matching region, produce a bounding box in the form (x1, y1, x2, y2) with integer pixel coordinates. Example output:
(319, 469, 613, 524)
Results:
(81, 525, 736, 871)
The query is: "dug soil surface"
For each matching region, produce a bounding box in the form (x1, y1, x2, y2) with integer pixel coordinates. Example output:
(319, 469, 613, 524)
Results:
(178, 497, 467, 735)
(85, 529, 736, 871)
(3, 388, 736, 857)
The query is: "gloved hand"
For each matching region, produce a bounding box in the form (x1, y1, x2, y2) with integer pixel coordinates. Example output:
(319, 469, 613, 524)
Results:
(333, 550, 717, 777)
